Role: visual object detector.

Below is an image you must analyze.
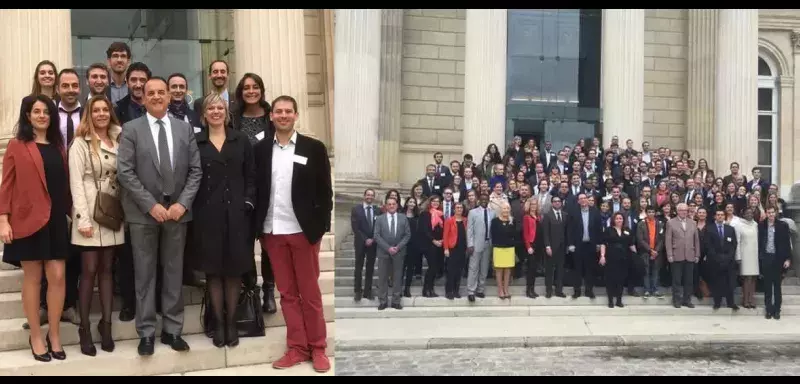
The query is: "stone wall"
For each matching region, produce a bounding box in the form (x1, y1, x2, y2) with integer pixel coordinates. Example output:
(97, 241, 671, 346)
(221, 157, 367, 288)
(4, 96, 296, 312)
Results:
(399, 9, 466, 186)
(304, 10, 332, 146)
(643, 9, 688, 151)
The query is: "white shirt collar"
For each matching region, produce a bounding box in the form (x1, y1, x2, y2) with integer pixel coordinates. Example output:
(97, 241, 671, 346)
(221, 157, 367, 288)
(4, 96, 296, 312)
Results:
(146, 112, 169, 125)
(273, 130, 298, 146)
(58, 100, 81, 112)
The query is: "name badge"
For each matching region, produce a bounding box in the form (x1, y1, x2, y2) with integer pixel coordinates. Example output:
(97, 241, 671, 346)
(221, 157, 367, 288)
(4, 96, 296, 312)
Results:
(193, 127, 202, 133)
(293, 154, 308, 165)
(726, 237, 732, 242)
(440, 172, 446, 177)
(255, 131, 265, 141)
(434, 185, 441, 190)
(659, 229, 664, 234)
(623, 230, 629, 235)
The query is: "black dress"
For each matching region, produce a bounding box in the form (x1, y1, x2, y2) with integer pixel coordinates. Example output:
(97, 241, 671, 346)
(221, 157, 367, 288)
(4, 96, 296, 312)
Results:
(420, 211, 444, 294)
(445, 220, 467, 296)
(603, 226, 634, 304)
(403, 214, 421, 288)
(2, 143, 70, 266)
(190, 129, 256, 277)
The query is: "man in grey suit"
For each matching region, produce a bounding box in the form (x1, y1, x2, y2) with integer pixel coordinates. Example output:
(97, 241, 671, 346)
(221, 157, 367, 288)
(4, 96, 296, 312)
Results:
(373, 198, 411, 310)
(665, 203, 701, 308)
(542, 196, 568, 298)
(466, 193, 494, 302)
(117, 77, 202, 356)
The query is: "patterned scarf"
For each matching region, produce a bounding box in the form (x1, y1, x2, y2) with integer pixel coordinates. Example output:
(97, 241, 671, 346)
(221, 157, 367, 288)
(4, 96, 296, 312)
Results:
(168, 100, 190, 121)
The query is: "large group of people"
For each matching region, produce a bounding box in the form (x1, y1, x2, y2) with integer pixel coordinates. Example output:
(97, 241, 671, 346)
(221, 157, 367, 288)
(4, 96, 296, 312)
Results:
(1, 41, 333, 373)
(350, 135, 793, 320)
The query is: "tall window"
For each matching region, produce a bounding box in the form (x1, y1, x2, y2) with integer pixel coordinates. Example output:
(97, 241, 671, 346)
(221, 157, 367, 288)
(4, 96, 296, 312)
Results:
(757, 56, 779, 183)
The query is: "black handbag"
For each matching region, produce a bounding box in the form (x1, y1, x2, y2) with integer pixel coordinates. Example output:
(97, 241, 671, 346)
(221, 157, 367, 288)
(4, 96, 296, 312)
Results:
(201, 285, 265, 338)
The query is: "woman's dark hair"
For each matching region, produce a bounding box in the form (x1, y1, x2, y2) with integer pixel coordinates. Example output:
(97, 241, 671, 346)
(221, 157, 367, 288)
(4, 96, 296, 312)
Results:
(385, 189, 401, 205)
(404, 197, 419, 216)
(231, 72, 272, 129)
(610, 212, 627, 229)
(15, 94, 62, 147)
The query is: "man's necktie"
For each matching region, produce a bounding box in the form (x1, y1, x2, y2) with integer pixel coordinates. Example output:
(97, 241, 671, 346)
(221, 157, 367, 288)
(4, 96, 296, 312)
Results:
(484, 208, 489, 241)
(62, 107, 80, 146)
(718, 224, 724, 245)
(390, 214, 395, 237)
(556, 212, 561, 223)
(367, 206, 373, 229)
(156, 119, 174, 196)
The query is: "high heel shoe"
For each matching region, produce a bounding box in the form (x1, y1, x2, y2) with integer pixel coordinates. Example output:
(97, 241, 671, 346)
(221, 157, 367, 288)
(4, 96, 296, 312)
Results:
(226, 322, 239, 347)
(78, 325, 97, 356)
(98, 320, 115, 352)
(212, 323, 225, 348)
(46, 333, 66, 360)
(29, 336, 51, 362)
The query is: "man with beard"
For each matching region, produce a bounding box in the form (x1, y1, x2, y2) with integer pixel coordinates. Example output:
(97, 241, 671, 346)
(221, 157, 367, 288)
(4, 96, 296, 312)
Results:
(194, 60, 234, 112)
(85, 63, 111, 104)
(114, 62, 151, 125)
(106, 42, 131, 106)
(166, 73, 202, 130)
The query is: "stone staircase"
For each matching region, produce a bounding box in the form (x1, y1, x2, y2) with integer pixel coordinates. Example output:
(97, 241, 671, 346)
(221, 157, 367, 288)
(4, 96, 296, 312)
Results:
(0, 233, 335, 376)
(335, 231, 800, 350)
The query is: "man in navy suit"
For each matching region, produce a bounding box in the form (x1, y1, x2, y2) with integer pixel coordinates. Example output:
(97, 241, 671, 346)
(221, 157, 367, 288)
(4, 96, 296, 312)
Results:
(706, 210, 739, 310)
(418, 164, 445, 198)
(759, 206, 792, 320)
(350, 189, 380, 302)
(566, 193, 603, 299)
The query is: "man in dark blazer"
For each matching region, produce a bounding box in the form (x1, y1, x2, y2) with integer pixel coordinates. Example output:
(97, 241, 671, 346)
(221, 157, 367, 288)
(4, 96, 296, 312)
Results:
(759, 206, 792, 320)
(350, 189, 380, 301)
(114, 62, 151, 125)
(418, 164, 445, 198)
(541, 196, 569, 298)
(566, 193, 603, 299)
(192, 60, 235, 114)
(705, 210, 739, 310)
(117, 77, 202, 355)
(253, 95, 332, 373)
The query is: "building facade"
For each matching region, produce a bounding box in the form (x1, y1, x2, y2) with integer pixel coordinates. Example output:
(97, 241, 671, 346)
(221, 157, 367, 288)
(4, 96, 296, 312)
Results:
(334, 9, 800, 201)
(0, 9, 334, 154)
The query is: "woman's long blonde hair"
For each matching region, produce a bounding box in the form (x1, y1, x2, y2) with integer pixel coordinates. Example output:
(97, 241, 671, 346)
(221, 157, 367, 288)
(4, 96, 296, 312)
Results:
(524, 198, 540, 218)
(75, 95, 121, 155)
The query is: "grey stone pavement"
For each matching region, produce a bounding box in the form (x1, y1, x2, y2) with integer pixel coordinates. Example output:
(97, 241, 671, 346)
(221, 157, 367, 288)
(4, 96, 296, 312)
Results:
(335, 344, 800, 376)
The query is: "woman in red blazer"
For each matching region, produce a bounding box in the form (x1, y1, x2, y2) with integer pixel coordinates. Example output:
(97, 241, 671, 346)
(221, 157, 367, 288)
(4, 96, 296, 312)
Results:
(443, 202, 468, 300)
(0, 94, 71, 363)
(522, 199, 541, 298)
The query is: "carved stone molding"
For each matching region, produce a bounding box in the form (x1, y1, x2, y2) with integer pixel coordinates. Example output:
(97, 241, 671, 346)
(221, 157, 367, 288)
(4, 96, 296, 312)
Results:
(791, 30, 800, 53)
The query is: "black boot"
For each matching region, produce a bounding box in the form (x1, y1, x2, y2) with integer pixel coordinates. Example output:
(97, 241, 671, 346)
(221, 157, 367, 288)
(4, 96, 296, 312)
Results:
(262, 281, 277, 314)
(403, 286, 412, 298)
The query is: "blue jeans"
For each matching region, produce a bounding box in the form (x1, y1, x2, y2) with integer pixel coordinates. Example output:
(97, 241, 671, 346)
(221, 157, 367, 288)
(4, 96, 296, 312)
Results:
(642, 253, 660, 294)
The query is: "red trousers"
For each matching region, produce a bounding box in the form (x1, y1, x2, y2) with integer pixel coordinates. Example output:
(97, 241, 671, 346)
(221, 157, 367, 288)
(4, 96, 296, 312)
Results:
(260, 233, 326, 354)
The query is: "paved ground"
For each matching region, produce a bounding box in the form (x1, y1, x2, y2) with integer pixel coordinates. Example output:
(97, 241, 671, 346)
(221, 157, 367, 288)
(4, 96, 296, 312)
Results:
(335, 344, 800, 376)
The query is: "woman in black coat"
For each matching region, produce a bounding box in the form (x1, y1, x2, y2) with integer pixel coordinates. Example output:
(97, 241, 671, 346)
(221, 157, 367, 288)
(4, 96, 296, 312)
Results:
(190, 93, 256, 348)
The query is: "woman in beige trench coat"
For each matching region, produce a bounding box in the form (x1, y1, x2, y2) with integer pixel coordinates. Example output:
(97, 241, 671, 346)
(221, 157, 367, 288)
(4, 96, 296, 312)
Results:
(68, 95, 125, 357)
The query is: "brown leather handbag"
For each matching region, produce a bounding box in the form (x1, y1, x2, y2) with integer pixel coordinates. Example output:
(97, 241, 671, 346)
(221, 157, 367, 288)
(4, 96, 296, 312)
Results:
(87, 149, 124, 230)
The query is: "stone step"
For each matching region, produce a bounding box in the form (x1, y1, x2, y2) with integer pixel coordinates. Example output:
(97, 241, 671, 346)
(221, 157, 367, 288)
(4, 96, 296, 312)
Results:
(0, 294, 334, 353)
(168, 361, 334, 376)
(336, 304, 800, 319)
(334, 283, 800, 298)
(334, 292, 800, 308)
(0, 322, 334, 376)
(0, 271, 334, 320)
(0, 253, 333, 295)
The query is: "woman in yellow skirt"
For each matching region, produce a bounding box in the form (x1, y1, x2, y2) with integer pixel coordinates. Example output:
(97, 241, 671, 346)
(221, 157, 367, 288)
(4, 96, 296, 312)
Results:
(490, 202, 518, 299)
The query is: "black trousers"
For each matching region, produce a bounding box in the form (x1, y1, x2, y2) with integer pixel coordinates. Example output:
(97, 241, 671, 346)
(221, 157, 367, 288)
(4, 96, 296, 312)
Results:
(404, 243, 422, 288)
(525, 249, 540, 288)
(244, 248, 274, 289)
(514, 244, 527, 278)
(353, 243, 377, 294)
(423, 244, 444, 291)
(761, 254, 783, 314)
(117, 230, 137, 311)
(445, 248, 466, 294)
(670, 260, 695, 305)
(40, 247, 81, 310)
(573, 242, 597, 294)
(604, 252, 627, 301)
(711, 261, 736, 307)
(544, 249, 565, 294)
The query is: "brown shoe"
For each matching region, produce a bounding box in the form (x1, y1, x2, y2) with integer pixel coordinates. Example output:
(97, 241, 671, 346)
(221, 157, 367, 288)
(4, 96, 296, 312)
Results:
(272, 348, 310, 370)
(311, 348, 331, 373)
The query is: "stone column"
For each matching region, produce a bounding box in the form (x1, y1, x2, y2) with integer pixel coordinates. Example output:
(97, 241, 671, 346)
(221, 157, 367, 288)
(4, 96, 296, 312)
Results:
(714, 9, 758, 174)
(233, 10, 313, 136)
(378, 9, 403, 189)
(333, 9, 382, 197)
(686, 10, 717, 163)
(463, 9, 508, 159)
(600, 9, 645, 147)
(0, 10, 72, 149)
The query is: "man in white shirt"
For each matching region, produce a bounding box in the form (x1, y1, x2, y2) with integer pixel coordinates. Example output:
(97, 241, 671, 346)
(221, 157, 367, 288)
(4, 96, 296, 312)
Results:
(373, 198, 411, 310)
(254, 95, 332, 373)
